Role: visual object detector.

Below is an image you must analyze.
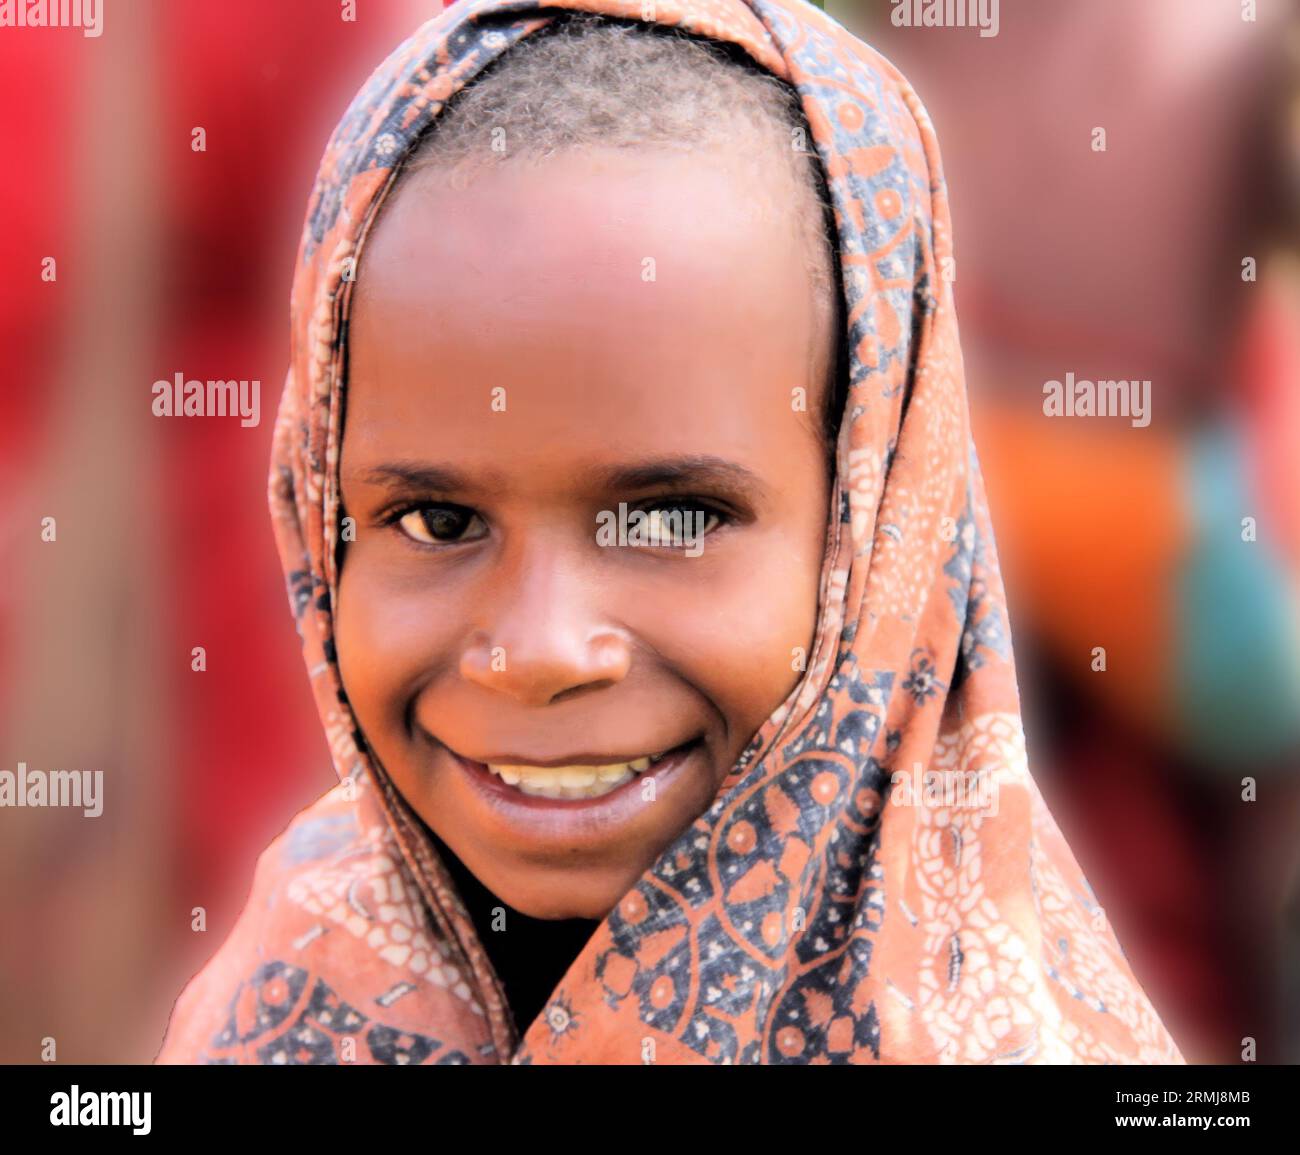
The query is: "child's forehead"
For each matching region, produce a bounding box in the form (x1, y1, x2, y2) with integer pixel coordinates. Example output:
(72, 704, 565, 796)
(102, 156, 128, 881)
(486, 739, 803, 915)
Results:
(342, 159, 828, 478)
(378, 143, 798, 239)
(359, 148, 806, 307)
(346, 147, 836, 460)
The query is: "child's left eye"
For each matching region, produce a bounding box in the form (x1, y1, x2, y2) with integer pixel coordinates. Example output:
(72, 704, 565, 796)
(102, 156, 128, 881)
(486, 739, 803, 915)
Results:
(630, 499, 728, 542)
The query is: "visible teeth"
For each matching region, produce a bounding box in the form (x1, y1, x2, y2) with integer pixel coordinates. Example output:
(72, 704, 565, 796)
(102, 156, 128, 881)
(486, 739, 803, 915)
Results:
(508, 767, 556, 789)
(558, 766, 597, 788)
(486, 756, 655, 799)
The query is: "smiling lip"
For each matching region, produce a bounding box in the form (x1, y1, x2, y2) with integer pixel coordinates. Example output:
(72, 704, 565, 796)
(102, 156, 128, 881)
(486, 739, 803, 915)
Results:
(443, 736, 703, 817)
(469, 751, 669, 768)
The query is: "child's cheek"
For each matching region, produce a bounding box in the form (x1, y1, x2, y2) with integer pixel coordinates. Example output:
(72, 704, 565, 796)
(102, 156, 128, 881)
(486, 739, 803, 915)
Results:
(632, 537, 823, 745)
(334, 552, 460, 735)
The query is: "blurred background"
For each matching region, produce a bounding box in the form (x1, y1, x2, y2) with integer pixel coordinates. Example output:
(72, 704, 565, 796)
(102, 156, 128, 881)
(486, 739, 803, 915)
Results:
(1, 0, 1297, 1064)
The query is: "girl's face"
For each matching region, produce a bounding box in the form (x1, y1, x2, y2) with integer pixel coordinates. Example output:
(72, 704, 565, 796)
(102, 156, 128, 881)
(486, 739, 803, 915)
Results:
(337, 150, 834, 919)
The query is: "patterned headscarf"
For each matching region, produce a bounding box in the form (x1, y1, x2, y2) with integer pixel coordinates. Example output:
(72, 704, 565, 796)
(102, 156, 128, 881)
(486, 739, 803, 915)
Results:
(157, 0, 1185, 1064)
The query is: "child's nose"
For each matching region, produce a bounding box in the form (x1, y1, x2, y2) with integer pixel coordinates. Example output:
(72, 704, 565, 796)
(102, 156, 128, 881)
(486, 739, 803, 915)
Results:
(457, 549, 632, 707)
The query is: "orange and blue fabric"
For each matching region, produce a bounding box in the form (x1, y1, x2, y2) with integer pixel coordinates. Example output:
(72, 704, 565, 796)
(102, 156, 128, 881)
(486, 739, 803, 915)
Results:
(155, 0, 1187, 1064)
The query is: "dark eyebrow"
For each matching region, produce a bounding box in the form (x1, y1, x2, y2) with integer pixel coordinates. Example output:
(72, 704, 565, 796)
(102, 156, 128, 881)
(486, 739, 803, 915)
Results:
(347, 455, 769, 501)
(593, 455, 771, 502)
(348, 462, 508, 495)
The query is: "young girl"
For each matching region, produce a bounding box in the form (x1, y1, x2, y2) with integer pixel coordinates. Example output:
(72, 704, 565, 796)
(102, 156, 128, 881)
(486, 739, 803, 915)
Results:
(156, 0, 1185, 1064)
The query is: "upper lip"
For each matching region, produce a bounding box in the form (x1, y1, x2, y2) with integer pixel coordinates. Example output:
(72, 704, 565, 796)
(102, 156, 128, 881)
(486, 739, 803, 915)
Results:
(447, 739, 696, 768)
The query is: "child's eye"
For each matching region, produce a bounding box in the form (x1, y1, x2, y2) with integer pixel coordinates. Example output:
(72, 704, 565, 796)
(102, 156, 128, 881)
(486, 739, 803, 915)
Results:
(630, 499, 728, 545)
(394, 504, 487, 545)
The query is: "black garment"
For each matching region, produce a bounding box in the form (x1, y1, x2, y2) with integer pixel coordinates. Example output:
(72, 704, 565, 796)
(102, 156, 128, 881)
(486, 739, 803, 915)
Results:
(425, 828, 601, 1038)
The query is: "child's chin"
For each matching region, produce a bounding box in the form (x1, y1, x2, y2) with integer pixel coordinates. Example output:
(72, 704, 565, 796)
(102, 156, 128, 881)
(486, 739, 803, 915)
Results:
(496, 884, 618, 920)
(511, 893, 616, 922)
(484, 863, 642, 921)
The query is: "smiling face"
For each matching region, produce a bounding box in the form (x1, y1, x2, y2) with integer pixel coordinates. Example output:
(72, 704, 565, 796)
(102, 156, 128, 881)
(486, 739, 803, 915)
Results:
(336, 149, 836, 919)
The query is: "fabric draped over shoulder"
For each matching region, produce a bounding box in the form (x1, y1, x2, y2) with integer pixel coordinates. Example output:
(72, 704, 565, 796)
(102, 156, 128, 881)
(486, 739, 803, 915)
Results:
(155, 0, 1186, 1065)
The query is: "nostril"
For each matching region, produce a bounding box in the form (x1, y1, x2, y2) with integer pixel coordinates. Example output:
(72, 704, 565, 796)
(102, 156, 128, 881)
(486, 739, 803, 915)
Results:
(458, 625, 632, 706)
(548, 678, 619, 706)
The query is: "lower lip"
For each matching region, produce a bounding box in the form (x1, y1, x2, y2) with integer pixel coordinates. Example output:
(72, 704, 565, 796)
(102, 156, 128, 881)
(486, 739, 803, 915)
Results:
(447, 739, 704, 830)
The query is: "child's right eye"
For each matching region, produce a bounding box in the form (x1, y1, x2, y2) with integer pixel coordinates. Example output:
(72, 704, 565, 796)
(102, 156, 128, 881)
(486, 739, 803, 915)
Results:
(394, 504, 488, 545)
